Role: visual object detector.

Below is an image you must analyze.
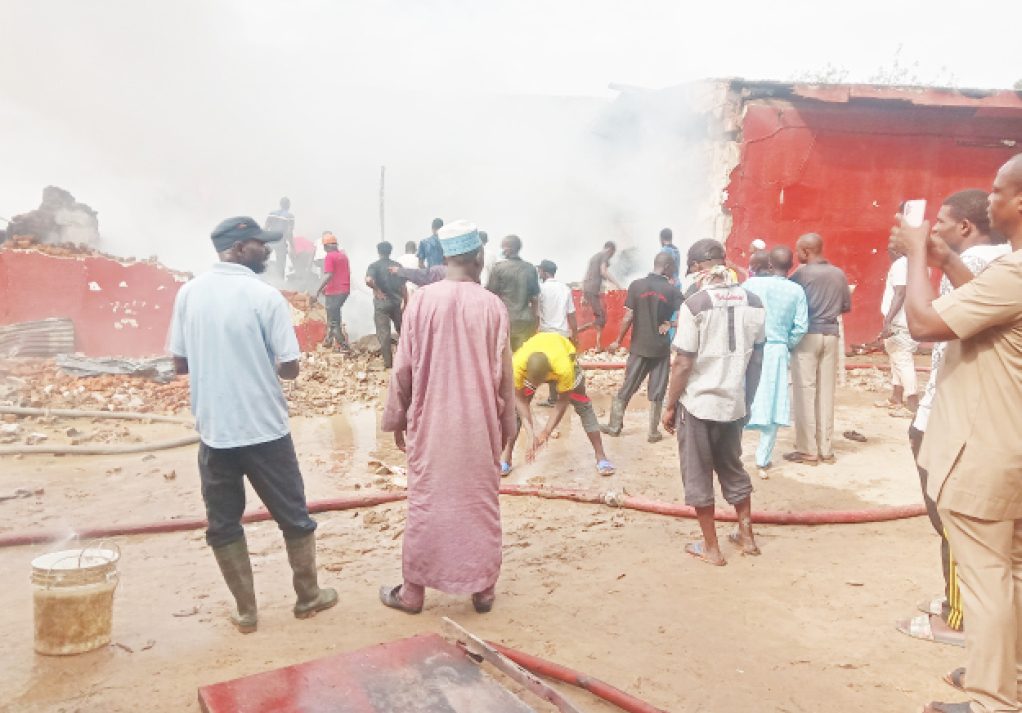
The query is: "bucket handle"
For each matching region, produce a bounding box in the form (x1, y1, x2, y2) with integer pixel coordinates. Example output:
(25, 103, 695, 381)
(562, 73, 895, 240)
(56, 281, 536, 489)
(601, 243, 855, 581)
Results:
(41, 541, 121, 590)
(78, 539, 121, 568)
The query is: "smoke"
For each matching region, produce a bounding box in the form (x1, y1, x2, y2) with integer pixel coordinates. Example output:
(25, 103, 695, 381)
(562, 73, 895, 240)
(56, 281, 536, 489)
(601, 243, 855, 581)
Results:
(0, 1, 714, 337)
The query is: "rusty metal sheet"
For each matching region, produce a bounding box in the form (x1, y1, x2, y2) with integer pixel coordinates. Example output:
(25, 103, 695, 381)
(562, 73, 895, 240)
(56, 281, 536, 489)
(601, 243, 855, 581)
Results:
(197, 633, 539, 713)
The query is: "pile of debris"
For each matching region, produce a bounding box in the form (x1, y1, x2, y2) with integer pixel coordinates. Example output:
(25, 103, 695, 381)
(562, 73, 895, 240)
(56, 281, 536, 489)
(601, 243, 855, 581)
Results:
(4, 186, 99, 247)
(577, 349, 626, 394)
(285, 349, 389, 416)
(281, 290, 328, 325)
(1, 359, 191, 414)
(845, 367, 891, 393)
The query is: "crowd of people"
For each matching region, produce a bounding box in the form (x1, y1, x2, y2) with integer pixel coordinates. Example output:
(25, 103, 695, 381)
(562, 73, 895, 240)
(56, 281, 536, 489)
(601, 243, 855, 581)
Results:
(167, 153, 1022, 713)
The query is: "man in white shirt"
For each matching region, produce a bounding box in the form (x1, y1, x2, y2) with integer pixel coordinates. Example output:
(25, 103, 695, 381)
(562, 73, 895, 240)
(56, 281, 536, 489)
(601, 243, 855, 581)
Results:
(878, 246, 918, 416)
(168, 216, 337, 634)
(398, 241, 420, 299)
(480, 231, 500, 287)
(535, 259, 578, 406)
(895, 189, 1011, 651)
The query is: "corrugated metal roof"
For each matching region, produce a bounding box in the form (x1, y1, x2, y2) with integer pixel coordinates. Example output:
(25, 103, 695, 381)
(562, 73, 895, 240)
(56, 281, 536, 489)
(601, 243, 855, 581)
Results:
(0, 318, 75, 358)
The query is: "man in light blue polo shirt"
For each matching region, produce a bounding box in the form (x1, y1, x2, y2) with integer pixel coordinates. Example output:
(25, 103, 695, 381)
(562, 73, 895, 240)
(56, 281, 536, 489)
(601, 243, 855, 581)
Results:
(168, 216, 337, 634)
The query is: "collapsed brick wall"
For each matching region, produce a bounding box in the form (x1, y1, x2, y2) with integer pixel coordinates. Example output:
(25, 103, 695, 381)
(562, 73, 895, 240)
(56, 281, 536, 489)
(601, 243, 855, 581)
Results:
(0, 247, 188, 358)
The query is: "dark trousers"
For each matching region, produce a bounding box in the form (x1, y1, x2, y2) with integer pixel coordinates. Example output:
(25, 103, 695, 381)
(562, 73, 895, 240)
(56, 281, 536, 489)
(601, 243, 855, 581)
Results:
(677, 406, 752, 509)
(510, 320, 537, 353)
(374, 298, 402, 368)
(324, 293, 349, 347)
(617, 353, 670, 404)
(909, 425, 963, 629)
(198, 434, 317, 549)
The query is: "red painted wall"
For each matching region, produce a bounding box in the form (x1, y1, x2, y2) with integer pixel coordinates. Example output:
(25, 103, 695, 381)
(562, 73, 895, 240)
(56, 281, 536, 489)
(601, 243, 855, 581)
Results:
(0, 249, 186, 357)
(572, 289, 630, 352)
(724, 101, 1022, 345)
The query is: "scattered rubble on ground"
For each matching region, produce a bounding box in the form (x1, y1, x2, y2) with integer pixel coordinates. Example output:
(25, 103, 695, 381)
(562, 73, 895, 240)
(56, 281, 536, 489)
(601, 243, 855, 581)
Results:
(285, 348, 389, 415)
(577, 349, 626, 394)
(1, 359, 191, 414)
(845, 368, 891, 393)
(281, 290, 328, 325)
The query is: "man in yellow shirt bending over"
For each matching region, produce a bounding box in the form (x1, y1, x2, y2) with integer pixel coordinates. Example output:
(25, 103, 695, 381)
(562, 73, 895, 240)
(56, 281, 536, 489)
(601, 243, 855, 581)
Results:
(502, 332, 615, 476)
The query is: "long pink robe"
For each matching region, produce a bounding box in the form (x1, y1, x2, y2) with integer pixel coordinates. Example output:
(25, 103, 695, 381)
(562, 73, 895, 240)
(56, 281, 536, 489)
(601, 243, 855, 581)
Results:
(381, 280, 515, 594)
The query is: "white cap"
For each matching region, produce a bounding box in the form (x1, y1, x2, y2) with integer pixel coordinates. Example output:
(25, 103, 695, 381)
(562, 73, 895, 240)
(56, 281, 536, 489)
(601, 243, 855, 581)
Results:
(751, 239, 766, 250)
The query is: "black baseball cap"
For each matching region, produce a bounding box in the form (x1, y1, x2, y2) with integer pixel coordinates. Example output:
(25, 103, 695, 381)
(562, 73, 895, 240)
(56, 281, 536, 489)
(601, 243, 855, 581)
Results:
(687, 238, 726, 265)
(538, 259, 557, 275)
(211, 216, 283, 252)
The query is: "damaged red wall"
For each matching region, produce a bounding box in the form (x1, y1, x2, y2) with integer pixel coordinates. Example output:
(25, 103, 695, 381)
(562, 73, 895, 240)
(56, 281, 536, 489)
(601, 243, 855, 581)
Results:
(0, 249, 185, 358)
(724, 96, 1022, 345)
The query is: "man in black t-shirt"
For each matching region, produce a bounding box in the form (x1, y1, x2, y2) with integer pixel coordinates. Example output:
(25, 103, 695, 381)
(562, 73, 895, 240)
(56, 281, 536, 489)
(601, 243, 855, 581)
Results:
(365, 241, 407, 369)
(601, 252, 682, 442)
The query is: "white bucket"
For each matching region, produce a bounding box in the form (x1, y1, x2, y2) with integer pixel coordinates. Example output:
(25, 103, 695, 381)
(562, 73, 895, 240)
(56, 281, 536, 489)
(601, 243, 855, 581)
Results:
(31, 544, 120, 656)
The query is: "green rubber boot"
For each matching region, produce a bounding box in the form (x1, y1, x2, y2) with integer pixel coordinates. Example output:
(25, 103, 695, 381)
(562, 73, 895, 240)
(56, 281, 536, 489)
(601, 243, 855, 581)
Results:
(285, 533, 339, 619)
(600, 397, 626, 436)
(212, 537, 258, 634)
(648, 400, 664, 443)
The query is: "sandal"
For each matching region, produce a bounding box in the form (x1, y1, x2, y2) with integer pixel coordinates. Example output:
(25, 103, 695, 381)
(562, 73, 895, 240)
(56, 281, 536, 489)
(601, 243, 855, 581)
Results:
(597, 460, 615, 476)
(500, 462, 512, 477)
(685, 541, 726, 566)
(728, 531, 761, 556)
(895, 614, 965, 647)
(922, 703, 971, 713)
(783, 452, 819, 465)
(819, 454, 836, 465)
(917, 597, 946, 617)
(378, 584, 422, 614)
(843, 430, 867, 442)
(472, 593, 495, 614)
(889, 406, 915, 419)
(942, 668, 966, 693)
(874, 398, 898, 409)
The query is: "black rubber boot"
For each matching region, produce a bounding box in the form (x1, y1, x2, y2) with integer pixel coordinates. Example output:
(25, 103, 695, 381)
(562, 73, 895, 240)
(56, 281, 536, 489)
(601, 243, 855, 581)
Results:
(600, 397, 626, 436)
(212, 537, 258, 634)
(648, 400, 664, 443)
(285, 533, 339, 619)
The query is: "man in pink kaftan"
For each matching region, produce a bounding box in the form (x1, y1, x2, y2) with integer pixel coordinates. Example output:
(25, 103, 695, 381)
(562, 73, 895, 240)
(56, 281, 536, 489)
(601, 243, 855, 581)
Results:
(379, 220, 516, 614)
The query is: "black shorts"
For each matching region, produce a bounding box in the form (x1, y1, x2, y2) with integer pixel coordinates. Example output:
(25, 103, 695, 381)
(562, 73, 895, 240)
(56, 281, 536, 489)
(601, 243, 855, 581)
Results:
(677, 407, 752, 508)
(585, 292, 606, 328)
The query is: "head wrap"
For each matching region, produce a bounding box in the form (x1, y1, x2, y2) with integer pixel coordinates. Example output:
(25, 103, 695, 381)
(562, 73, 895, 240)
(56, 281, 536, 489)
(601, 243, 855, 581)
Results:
(437, 220, 482, 257)
(693, 264, 739, 290)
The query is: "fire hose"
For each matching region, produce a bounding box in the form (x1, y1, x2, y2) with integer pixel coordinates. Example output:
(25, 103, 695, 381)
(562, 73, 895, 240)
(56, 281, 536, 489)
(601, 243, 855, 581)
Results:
(488, 641, 670, 713)
(580, 362, 930, 372)
(0, 406, 198, 456)
(0, 484, 925, 549)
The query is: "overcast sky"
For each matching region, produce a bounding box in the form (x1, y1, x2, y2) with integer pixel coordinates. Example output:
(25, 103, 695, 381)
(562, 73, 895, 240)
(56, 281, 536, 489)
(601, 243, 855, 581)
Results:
(0, 0, 1018, 292)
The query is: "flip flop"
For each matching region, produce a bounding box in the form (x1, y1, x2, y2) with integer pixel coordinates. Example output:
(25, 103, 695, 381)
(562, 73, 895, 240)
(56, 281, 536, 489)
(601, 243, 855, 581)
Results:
(597, 460, 615, 476)
(843, 430, 867, 442)
(472, 593, 495, 614)
(895, 614, 965, 648)
(917, 597, 946, 617)
(819, 455, 836, 465)
(922, 703, 971, 713)
(942, 668, 966, 693)
(500, 462, 512, 477)
(378, 585, 422, 615)
(685, 541, 726, 566)
(728, 531, 762, 556)
(783, 452, 819, 465)
(874, 398, 898, 409)
(889, 406, 915, 419)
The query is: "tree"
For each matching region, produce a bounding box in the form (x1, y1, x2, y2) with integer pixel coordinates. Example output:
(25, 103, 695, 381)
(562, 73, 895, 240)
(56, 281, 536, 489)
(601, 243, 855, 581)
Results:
(789, 45, 957, 87)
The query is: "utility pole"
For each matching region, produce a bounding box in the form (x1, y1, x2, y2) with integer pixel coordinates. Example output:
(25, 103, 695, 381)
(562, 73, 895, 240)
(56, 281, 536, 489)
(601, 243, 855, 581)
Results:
(379, 166, 385, 242)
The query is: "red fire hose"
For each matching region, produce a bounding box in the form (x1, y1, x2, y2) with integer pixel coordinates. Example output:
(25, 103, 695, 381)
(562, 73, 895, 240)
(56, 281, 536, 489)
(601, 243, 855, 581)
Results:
(0, 485, 924, 549)
(580, 361, 929, 372)
(488, 641, 670, 713)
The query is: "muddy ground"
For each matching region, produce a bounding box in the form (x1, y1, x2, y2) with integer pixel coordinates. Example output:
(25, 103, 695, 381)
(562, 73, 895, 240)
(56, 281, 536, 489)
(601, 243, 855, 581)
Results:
(0, 367, 961, 713)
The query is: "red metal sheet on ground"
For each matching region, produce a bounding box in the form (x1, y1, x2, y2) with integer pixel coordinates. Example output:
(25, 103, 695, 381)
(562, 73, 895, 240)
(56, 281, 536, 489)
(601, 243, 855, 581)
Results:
(197, 633, 538, 713)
